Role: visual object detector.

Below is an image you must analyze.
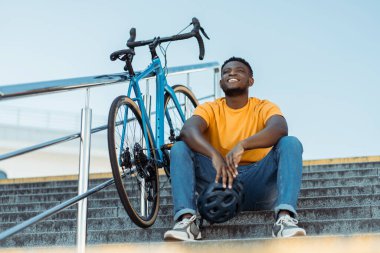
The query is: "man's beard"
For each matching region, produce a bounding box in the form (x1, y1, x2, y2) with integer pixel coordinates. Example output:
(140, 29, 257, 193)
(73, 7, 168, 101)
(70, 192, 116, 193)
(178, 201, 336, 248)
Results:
(221, 86, 247, 97)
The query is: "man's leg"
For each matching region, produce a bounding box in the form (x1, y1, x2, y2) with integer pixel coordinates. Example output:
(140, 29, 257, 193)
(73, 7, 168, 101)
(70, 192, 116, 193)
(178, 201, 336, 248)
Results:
(272, 136, 303, 218)
(238, 136, 305, 237)
(164, 141, 215, 241)
(169, 141, 216, 221)
(270, 136, 305, 237)
(169, 141, 197, 222)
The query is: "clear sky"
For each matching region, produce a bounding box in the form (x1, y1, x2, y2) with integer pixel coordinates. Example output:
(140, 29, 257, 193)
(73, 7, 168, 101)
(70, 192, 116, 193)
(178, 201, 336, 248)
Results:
(1, 0, 379, 160)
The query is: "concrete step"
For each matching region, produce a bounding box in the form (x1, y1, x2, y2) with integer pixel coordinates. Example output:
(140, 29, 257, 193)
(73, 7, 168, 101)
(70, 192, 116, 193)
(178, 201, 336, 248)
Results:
(301, 176, 379, 188)
(1, 193, 379, 214)
(0, 207, 118, 223)
(2, 218, 380, 247)
(1, 174, 377, 199)
(1, 203, 379, 225)
(3, 183, 380, 204)
(1, 183, 379, 205)
(1, 231, 76, 247)
(0, 167, 377, 196)
(104, 193, 380, 213)
(0, 179, 110, 191)
(4, 234, 380, 253)
(0, 178, 171, 192)
(302, 162, 380, 173)
(300, 184, 380, 197)
(2, 205, 380, 232)
(201, 218, 380, 240)
(0, 161, 379, 248)
(0, 183, 165, 198)
(0, 163, 378, 191)
(301, 168, 378, 179)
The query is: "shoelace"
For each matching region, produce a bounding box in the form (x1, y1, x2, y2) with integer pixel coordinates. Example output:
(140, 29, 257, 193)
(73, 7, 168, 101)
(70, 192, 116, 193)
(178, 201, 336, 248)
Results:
(275, 215, 299, 226)
(174, 215, 197, 229)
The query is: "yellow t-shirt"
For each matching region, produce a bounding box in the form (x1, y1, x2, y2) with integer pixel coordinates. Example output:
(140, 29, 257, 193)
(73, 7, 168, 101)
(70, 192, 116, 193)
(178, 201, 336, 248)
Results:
(193, 97, 283, 164)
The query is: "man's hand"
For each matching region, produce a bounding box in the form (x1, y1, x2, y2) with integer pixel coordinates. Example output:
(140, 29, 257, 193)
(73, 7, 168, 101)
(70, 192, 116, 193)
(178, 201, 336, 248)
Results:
(225, 142, 244, 177)
(212, 153, 235, 189)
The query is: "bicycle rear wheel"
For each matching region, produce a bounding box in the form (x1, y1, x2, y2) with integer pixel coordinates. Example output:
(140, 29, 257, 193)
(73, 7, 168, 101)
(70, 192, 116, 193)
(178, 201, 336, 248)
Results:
(108, 96, 159, 228)
(163, 85, 199, 176)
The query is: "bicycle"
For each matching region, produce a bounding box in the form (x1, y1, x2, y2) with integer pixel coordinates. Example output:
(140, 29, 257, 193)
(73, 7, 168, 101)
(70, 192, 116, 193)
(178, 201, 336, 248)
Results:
(107, 17, 209, 228)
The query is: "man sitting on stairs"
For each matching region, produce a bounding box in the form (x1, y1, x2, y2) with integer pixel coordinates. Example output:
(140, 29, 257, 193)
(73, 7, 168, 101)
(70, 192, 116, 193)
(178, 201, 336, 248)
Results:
(164, 57, 306, 241)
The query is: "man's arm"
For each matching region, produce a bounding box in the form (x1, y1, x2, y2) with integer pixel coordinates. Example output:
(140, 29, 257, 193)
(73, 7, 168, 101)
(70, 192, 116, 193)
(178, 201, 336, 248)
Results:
(225, 115, 288, 169)
(180, 115, 237, 188)
(179, 115, 217, 158)
(241, 115, 288, 149)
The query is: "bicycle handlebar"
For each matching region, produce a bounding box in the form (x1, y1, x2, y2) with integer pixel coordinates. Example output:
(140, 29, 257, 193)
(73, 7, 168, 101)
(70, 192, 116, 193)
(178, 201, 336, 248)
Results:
(110, 49, 134, 61)
(125, 17, 209, 60)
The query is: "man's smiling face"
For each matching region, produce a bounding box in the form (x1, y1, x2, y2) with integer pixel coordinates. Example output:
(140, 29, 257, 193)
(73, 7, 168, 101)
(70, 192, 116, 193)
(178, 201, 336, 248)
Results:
(220, 61, 254, 97)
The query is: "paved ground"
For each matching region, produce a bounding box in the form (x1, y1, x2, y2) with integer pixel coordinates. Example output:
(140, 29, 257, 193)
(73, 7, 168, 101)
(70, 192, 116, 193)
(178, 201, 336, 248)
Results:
(1, 234, 380, 253)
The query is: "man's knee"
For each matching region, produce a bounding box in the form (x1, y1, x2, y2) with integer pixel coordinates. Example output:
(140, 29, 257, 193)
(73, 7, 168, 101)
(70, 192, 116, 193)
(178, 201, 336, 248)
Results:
(276, 136, 303, 153)
(171, 141, 191, 157)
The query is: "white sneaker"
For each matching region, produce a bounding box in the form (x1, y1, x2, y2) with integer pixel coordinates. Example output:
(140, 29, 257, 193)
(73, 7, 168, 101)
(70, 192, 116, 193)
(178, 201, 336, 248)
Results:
(164, 215, 202, 241)
(272, 215, 306, 238)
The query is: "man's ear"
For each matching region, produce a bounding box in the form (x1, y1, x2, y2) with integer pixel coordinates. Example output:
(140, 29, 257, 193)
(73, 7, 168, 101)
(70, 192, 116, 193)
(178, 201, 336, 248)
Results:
(249, 77, 254, 87)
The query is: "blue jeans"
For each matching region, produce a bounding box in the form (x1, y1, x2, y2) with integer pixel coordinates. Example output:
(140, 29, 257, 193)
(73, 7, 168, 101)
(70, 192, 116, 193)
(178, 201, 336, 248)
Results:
(170, 136, 303, 221)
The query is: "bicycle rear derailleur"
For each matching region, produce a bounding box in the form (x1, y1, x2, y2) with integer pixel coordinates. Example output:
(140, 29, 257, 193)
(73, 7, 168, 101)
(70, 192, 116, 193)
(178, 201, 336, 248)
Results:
(132, 143, 156, 182)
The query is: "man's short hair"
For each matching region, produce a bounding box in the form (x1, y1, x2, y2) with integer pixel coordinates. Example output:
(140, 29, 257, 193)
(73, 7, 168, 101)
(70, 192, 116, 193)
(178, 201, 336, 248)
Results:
(221, 57, 253, 77)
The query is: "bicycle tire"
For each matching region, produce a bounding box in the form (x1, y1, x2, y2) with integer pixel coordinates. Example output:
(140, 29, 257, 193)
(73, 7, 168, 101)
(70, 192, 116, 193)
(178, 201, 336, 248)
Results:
(108, 96, 159, 228)
(163, 85, 199, 176)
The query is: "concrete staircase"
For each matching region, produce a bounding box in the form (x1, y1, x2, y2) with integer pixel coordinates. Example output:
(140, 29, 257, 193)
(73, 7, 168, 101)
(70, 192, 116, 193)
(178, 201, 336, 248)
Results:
(1, 161, 379, 247)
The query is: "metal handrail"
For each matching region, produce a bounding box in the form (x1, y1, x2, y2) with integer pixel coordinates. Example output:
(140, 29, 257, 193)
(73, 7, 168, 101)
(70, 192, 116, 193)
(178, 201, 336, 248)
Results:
(0, 62, 220, 250)
(0, 62, 219, 99)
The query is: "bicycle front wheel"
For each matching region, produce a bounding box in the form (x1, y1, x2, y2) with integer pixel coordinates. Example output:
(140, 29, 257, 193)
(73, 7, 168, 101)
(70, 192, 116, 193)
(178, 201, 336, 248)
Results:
(108, 96, 159, 228)
(163, 85, 199, 175)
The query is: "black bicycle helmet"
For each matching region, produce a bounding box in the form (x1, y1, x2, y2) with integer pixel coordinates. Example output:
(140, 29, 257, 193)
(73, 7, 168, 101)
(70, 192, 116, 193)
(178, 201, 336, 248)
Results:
(197, 180, 244, 224)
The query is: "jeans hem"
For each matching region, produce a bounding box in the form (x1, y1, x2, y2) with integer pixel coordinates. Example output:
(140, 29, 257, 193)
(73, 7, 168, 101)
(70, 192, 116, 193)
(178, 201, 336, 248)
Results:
(274, 204, 298, 219)
(174, 208, 196, 221)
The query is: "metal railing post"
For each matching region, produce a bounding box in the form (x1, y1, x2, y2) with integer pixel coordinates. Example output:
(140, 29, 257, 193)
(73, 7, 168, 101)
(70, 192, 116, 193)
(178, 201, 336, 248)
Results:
(186, 73, 190, 89)
(77, 88, 92, 253)
(214, 67, 221, 99)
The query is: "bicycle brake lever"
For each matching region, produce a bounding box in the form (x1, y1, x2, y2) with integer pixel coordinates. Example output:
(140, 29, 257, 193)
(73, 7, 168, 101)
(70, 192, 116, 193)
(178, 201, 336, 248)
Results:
(200, 27, 210, 40)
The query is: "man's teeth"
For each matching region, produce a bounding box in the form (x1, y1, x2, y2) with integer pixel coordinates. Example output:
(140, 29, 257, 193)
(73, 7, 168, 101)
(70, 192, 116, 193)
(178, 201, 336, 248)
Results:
(228, 79, 238, 82)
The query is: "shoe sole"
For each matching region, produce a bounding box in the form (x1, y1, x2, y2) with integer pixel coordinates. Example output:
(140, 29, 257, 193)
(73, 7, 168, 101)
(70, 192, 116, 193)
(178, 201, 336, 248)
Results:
(164, 231, 202, 242)
(272, 229, 306, 238)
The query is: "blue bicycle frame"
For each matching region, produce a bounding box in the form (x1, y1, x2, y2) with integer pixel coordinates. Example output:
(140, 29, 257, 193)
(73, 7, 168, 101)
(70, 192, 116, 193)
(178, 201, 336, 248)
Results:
(119, 57, 186, 164)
